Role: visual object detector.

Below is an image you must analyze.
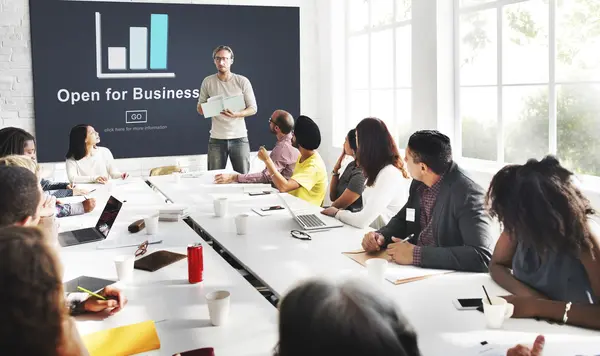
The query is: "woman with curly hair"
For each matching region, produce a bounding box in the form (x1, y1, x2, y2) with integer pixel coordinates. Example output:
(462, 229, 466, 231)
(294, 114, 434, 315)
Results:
(487, 155, 600, 330)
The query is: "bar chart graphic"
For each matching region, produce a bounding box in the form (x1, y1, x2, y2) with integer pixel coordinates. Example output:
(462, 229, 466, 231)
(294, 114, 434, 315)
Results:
(95, 12, 175, 79)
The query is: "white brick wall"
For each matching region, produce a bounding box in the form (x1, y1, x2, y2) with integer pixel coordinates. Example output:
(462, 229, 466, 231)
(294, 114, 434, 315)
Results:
(0, 0, 319, 181)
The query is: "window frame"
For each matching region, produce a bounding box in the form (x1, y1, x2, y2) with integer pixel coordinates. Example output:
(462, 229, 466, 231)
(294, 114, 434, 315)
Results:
(454, 0, 600, 181)
(343, 0, 413, 147)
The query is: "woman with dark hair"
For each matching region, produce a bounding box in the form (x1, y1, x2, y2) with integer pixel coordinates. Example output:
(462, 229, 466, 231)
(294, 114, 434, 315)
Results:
(488, 155, 600, 330)
(0, 127, 89, 198)
(328, 129, 366, 212)
(275, 278, 421, 356)
(0, 226, 90, 355)
(65, 124, 128, 184)
(276, 279, 545, 356)
(0, 126, 37, 158)
(322, 118, 410, 228)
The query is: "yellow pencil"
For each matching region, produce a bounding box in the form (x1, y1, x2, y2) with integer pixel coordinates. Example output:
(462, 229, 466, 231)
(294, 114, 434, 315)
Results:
(77, 286, 107, 300)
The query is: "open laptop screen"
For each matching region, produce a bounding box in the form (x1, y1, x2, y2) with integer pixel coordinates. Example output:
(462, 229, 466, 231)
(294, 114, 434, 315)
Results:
(95, 196, 123, 237)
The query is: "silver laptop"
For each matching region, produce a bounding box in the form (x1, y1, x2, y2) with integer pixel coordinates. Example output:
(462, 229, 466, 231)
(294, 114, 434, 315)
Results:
(277, 194, 344, 231)
(58, 196, 123, 247)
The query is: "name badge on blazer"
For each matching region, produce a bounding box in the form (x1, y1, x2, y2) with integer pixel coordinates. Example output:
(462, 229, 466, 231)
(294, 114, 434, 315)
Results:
(406, 208, 416, 222)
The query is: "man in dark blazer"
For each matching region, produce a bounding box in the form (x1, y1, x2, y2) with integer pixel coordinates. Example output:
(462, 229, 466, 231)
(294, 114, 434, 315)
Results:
(361, 130, 494, 272)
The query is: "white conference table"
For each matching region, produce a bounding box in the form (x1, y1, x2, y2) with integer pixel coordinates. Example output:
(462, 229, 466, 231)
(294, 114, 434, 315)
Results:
(57, 178, 278, 356)
(149, 173, 600, 356)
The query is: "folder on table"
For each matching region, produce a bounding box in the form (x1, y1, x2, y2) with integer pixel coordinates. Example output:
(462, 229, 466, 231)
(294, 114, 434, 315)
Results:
(82, 320, 161, 356)
(342, 249, 454, 285)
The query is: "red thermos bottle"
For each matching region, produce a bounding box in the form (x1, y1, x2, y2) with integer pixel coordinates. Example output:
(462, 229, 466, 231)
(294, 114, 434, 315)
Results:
(187, 243, 204, 283)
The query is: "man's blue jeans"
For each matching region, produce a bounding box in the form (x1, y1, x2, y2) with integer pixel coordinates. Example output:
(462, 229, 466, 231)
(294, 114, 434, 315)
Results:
(208, 137, 251, 174)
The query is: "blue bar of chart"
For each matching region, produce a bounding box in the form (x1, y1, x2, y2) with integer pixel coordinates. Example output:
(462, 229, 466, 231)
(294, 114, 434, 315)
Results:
(150, 14, 168, 70)
(129, 27, 147, 70)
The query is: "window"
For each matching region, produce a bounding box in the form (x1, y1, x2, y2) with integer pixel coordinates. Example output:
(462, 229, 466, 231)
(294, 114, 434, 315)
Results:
(456, 0, 600, 176)
(343, 0, 412, 147)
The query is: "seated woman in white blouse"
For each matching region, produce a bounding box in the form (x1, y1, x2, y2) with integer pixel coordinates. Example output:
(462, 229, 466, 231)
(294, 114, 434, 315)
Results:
(65, 124, 128, 184)
(321, 118, 410, 229)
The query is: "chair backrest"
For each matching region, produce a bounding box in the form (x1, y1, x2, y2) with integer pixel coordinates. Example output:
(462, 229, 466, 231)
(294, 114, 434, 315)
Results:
(149, 165, 181, 177)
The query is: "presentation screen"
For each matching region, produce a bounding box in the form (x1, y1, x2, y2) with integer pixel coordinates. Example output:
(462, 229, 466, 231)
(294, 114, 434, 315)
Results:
(29, 0, 300, 162)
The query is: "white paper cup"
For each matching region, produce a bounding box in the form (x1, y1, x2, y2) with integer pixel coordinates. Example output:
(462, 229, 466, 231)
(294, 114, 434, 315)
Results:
(114, 255, 135, 282)
(173, 172, 181, 183)
(482, 296, 514, 329)
(366, 258, 388, 284)
(206, 290, 231, 326)
(213, 198, 228, 217)
(106, 180, 115, 193)
(235, 214, 249, 235)
(144, 214, 159, 235)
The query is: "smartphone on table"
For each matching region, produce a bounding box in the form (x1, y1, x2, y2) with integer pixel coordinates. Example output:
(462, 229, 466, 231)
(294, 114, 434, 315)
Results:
(452, 298, 483, 310)
(260, 205, 284, 211)
(248, 191, 271, 196)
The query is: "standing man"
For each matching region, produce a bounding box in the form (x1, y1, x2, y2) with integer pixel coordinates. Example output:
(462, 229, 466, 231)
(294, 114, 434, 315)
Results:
(197, 45, 258, 174)
(214, 109, 299, 184)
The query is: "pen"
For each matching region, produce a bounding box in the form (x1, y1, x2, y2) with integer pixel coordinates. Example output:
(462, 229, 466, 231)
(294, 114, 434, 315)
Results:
(401, 233, 414, 242)
(77, 286, 106, 300)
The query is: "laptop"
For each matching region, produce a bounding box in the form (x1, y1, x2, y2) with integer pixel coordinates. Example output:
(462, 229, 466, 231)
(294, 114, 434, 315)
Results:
(58, 196, 123, 247)
(277, 194, 344, 231)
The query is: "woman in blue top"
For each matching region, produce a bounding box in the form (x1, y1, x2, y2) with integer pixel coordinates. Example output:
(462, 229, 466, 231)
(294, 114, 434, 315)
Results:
(487, 155, 600, 330)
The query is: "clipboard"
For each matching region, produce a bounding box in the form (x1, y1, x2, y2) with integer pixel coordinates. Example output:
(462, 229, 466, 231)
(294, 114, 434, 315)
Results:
(342, 249, 454, 285)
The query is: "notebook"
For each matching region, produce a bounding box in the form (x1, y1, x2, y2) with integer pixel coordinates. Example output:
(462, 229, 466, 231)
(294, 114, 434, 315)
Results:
(134, 250, 187, 272)
(342, 249, 454, 284)
(82, 320, 160, 356)
(63, 276, 115, 294)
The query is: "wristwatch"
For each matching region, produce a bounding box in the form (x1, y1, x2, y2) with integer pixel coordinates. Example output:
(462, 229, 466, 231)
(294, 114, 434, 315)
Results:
(332, 170, 340, 176)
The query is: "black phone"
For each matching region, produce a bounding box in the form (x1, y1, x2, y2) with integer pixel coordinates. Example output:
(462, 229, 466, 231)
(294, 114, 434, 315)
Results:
(261, 205, 284, 211)
(453, 298, 483, 310)
(174, 347, 214, 356)
(249, 191, 271, 196)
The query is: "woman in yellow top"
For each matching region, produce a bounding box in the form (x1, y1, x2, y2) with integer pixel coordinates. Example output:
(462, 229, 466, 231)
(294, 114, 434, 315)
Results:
(258, 115, 326, 206)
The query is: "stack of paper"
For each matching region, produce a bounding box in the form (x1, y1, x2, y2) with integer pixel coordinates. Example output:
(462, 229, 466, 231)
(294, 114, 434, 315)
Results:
(252, 207, 288, 217)
(384, 264, 454, 284)
(342, 249, 454, 284)
(181, 171, 205, 178)
(159, 204, 189, 221)
(201, 94, 246, 117)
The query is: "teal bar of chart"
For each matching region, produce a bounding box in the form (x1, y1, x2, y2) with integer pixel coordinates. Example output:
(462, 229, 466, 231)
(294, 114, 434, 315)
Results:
(150, 14, 168, 70)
